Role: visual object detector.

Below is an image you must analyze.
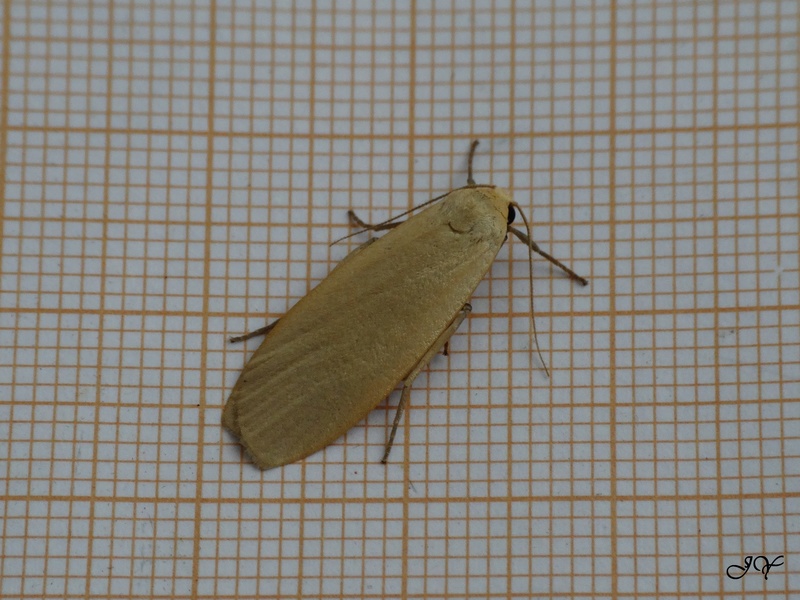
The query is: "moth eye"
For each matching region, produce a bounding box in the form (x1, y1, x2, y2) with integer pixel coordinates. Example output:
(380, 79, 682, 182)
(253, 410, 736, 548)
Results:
(507, 204, 516, 224)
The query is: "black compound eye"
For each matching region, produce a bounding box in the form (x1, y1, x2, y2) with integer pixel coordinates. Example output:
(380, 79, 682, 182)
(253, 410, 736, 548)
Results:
(507, 204, 516, 224)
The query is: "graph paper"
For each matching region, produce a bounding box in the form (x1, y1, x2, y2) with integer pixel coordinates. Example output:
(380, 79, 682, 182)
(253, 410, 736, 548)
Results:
(1, 1, 798, 598)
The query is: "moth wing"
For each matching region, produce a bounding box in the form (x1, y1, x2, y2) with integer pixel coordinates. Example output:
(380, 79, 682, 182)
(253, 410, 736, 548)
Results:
(226, 190, 508, 469)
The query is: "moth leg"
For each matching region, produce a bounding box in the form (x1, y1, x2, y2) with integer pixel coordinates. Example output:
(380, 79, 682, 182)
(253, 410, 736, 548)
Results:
(381, 303, 472, 464)
(348, 210, 403, 231)
(508, 226, 589, 286)
(229, 319, 279, 344)
(229, 236, 380, 346)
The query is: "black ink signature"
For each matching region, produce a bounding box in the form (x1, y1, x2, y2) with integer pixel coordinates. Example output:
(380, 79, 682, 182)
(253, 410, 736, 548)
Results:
(726, 555, 784, 580)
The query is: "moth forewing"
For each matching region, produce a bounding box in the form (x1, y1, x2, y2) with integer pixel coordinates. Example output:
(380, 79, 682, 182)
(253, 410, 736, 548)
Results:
(224, 186, 511, 469)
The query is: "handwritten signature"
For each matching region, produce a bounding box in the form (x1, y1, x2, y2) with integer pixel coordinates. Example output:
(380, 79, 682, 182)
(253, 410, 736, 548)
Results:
(726, 555, 784, 580)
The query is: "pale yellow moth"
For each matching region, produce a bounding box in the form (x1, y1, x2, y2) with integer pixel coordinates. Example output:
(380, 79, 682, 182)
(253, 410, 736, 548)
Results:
(223, 141, 587, 470)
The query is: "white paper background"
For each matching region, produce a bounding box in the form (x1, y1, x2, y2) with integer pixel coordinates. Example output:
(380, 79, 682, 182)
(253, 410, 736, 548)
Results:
(0, 1, 798, 598)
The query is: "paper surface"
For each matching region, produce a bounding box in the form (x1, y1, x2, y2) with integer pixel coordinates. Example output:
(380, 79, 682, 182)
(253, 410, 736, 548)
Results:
(1, 1, 798, 598)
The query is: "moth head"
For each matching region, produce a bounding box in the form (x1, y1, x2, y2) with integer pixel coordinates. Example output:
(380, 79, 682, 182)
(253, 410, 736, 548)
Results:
(507, 203, 516, 225)
(477, 186, 514, 227)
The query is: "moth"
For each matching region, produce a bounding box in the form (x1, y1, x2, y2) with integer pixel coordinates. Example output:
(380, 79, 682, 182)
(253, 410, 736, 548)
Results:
(223, 141, 587, 469)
